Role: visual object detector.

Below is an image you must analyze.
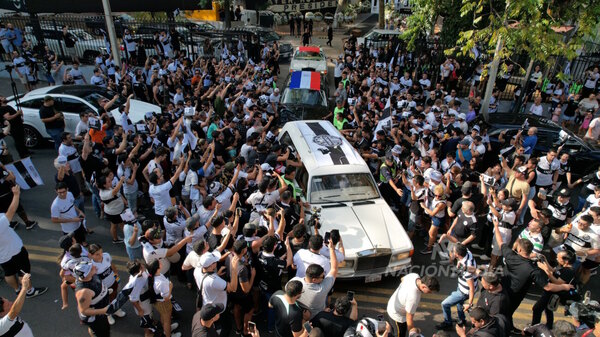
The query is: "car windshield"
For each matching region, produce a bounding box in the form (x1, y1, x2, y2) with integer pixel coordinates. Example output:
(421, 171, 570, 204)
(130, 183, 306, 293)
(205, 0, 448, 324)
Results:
(282, 89, 326, 106)
(260, 31, 280, 42)
(81, 88, 126, 109)
(71, 30, 93, 41)
(310, 173, 379, 203)
(293, 51, 323, 59)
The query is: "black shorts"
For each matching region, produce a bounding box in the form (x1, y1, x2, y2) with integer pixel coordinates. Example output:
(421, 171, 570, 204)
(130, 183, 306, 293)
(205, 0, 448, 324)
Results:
(229, 293, 254, 313)
(582, 259, 600, 271)
(85, 315, 110, 337)
(63, 223, 87, 245)
(105, 213, 123, 224)
(0, 246, 30, 277)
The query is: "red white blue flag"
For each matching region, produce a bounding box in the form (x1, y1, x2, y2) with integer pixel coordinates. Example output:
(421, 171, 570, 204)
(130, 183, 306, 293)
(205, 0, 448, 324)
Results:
(289, 71, 320, 90)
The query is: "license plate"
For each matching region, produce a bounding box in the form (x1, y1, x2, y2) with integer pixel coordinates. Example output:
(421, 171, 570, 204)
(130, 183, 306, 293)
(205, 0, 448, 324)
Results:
(365, 274, 382, 283)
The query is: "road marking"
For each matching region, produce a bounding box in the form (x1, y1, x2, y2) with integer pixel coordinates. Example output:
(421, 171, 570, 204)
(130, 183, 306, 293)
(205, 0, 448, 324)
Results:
(26, 244, 130, 263)
(26, 245, 563, 326)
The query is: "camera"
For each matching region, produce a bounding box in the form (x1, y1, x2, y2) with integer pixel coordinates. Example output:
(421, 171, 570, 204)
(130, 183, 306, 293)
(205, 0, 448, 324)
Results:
(307, 207, 321, 229)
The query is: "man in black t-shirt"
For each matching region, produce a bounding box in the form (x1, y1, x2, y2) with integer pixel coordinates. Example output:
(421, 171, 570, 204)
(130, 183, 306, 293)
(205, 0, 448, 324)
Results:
(38, 96, 64, 151)
(311, 296, 357, 337)
(477, 272, 511, 318)
(0, 97, 28, 158)
(269, 280, 305, 337)
(192, 303, 223, 337)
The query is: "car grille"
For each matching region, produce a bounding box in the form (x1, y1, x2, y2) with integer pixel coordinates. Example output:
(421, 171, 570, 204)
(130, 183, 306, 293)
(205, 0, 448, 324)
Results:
(280, 44, 292, 53)
(355, 251, 391, 272)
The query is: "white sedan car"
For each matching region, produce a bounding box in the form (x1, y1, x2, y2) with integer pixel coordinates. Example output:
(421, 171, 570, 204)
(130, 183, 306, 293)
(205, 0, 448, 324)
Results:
(289, 46, 327, 74)
(8, 85, 161, 148)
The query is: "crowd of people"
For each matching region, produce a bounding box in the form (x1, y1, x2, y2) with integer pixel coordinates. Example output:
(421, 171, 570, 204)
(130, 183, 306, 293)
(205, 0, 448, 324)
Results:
(1, 18, 600, 337)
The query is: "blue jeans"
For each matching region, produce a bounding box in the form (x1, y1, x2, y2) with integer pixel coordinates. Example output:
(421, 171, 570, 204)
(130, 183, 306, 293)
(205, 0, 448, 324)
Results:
(124, 192, 137, 213)
(74, 195, 85, 213)
(86, 182, 102, 217)
(261, 290, 275, 331)
(125, 245, 143, 261)
(442, 288, 469, 323)
(520, 186, 536, 224)
(45, 127, 64, 151)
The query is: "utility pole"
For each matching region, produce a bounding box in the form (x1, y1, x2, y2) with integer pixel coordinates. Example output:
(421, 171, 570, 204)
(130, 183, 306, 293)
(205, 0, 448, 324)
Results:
(480, 36, 502, 121)
(101, 0, 121, 67)
(378, 0, 385, 29)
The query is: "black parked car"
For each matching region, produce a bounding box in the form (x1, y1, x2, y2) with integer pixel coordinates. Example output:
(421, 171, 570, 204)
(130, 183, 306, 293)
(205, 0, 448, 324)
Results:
(471, 113, 600, 178)
(279, 71, 331, 124)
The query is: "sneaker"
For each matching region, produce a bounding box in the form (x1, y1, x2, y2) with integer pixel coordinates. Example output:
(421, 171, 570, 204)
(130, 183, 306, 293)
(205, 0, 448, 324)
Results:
(171, 322, 179, 330)
(25, 221, 38, 230)
(112, 238, 124, 244)
(113, 309, 126, 318)
(26, 287, 47, 298)
(107, 314, 115, 325)
(479, 254, 491, 261)
(438, 251, 450, 260)
(435, 321, 453, 330)
(171, 332, 182, 337)
(420, 247, 433, 254)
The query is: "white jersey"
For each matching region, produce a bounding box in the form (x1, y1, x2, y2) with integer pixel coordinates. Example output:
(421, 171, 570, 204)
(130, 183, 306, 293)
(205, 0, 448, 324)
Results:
(535, 156, 559, 187)
(92, 252, 115, 288)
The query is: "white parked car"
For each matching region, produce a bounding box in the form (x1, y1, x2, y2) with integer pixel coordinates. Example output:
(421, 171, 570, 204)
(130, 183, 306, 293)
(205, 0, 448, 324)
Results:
(278, 120, 413, 281)
(289, 46, 327, 74)
(356, 29, 401, 49)
(24, 26, 111, 64)
(8, 85, 161, 148)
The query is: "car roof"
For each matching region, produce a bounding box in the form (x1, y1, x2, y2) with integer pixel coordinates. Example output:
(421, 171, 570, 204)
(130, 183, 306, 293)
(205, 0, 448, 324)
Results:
(46, 85, 108, 97)
(365, 29, 401, 35)
(295, 46, 322, 53)
(280, 121, 367, 173)
(475, 113, 560, 130)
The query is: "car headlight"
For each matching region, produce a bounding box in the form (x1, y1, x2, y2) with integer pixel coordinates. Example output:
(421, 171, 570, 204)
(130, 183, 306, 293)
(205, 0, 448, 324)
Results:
(338, 259, 354, 269)
(390, 250, 413, 263)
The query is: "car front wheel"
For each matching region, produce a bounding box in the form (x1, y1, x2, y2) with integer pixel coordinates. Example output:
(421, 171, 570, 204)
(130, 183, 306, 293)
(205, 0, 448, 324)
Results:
(23, 125, 42, 148)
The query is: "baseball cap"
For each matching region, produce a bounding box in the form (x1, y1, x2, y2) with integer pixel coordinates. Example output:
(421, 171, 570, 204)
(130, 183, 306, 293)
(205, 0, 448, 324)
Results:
(199, 251, 221, 268)
(56, 155, 68, 165)
(73, 261, 93, 280)
(385, 153, 394, 162)
(274, 88, 280, 93)
(472, 125, 481, 133)
(516, 166, 527, 174)
(459, 139, 470, 146)
(224, 162, 236, 172)
(461, 181, 472, 195)
(43, 95, 54, 102)
(209, 181, 222, 195)
(458, 113, 466, 120)
(430, 170, 442, 182)
(200, 303, 225, 320)
(423, 124, 433, 131)
(58, 232, 74, 251)
(261, 163, 274, 172)
(558, 188, 570, 197)
(391, 145, 402, 155)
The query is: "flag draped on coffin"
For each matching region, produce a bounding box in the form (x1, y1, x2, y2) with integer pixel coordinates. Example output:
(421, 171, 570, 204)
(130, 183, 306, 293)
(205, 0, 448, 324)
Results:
(5, 157, 44, 189)
(289, 71, 320, 90)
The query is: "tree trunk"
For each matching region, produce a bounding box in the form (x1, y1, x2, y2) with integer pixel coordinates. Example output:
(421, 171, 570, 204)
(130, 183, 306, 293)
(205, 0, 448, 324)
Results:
(481, 35, 503, 121)
(334, 0, 347, 28)
(514, 59, 534, 113)
(225, 0, 231, 28)
(378, 0, 385, 29)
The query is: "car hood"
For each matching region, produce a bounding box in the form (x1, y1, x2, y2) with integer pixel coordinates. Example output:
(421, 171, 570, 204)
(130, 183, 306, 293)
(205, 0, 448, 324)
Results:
(290, 60, 326, 72)
(318, 200, 413, 255)
(109, 100, 161, 125)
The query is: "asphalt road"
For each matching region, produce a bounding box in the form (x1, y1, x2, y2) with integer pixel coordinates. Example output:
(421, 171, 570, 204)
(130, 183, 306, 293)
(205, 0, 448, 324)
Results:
(0, 36, 591, 337)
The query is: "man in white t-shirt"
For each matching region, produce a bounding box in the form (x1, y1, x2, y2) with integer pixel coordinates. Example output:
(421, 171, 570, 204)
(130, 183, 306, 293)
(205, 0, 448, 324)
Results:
(0, 273, 34, 337)
(0, 185, 47, 299)
(141, 227, 191, 275)
(585, 116, 600, 141)
(51, 182, 86, 244)
(148, 159, 184, 218)
(529, 97, 544, 116)
(293, 235, 343, 278)
(386, 273, 439, 337)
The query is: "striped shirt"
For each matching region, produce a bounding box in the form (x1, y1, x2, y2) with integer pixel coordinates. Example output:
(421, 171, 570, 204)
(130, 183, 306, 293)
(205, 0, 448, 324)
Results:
(457, 250, 478, 295)
(520, 229, 544, 254)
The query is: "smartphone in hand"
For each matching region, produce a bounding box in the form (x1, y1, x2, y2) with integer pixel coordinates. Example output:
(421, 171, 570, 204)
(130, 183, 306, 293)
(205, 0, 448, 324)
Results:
(347, 291, 354, 301)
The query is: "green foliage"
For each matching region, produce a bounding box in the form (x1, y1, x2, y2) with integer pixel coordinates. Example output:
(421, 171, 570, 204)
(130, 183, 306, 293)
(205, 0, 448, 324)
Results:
(403, 0, 600, 69)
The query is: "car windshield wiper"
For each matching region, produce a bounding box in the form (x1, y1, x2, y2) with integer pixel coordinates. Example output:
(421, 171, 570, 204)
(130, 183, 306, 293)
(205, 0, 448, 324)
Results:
(316, 196, 347, 208)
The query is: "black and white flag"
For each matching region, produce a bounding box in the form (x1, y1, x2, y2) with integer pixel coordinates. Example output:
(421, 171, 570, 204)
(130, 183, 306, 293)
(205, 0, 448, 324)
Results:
(5, 157, 44, 189)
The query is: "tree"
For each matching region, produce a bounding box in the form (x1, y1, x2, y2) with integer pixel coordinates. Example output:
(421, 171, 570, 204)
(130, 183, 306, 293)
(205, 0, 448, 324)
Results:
(403, 0, 600, 120)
